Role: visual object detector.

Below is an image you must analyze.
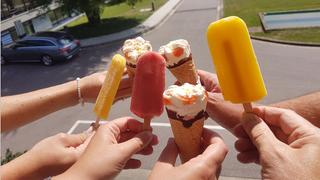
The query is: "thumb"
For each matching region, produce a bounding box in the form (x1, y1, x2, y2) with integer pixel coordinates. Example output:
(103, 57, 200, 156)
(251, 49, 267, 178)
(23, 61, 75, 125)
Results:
(241, 112, 278, 151)
(62, 133, 88, 147)
(149, 138, 178, 179)
(155, 138, 178, 168)
(120, 131, 153, 158)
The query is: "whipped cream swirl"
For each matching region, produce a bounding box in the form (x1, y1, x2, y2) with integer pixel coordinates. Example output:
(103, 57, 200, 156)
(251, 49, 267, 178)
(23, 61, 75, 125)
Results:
(163, 83, 207, 118)
(159, 39, 191, 67)
(122, 37, 152, 65)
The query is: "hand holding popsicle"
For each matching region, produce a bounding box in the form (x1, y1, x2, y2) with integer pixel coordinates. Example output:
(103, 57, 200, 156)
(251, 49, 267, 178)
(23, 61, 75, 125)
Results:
(207, 16, 267, 113)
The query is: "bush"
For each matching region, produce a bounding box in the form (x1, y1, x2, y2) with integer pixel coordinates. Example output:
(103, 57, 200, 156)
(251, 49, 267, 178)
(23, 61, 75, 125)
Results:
(1, 149, 27, 165)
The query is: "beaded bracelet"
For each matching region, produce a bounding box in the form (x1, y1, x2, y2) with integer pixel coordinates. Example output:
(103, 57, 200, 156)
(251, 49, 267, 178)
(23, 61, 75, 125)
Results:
(76, 77, 85, 106)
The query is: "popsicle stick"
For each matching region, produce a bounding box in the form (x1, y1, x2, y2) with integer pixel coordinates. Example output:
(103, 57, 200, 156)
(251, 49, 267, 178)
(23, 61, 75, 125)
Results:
(143, 117, 152, 130)
(93, 117, 100, 130)
(243, 103, 253, 113)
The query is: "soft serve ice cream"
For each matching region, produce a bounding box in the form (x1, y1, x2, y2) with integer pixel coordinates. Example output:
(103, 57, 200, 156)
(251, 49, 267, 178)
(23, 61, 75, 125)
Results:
(122, 36, 152, 66)
(163, 83, 207, 120)
(159, 39, 191, 67)
(159, 39, 198, 85)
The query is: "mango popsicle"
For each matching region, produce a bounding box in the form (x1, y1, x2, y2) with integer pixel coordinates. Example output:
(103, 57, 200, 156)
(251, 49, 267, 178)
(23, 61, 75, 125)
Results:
(130, 51, 166, 130)
(93, 54, 126, 127)
(207, 16, 267, 110)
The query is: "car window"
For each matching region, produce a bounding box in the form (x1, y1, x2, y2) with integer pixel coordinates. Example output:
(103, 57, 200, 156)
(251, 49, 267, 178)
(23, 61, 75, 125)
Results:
(59, 36, 74, 45)
(21, 40, 55, 47)
(37, 40, 55, 46)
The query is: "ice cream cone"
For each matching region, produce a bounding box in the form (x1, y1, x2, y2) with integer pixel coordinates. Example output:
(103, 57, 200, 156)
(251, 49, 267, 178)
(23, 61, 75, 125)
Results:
(126, 64, 136, 79)
(169, 115, 204, 163)
(168, 56, 198, 85)
(163, 83, 208, 163)
(122, 37, 152, 80)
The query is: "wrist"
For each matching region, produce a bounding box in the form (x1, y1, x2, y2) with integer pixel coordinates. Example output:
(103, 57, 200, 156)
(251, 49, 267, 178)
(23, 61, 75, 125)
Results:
(53, 164, 92, 180)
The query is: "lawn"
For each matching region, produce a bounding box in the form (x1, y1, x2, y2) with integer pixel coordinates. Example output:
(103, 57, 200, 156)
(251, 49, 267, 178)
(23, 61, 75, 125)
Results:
(224, 0, 320, 43)
(66, 0, 167, 39)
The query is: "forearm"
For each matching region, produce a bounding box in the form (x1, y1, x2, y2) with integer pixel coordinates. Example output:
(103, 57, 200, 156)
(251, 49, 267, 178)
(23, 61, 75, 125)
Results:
(1, 80, 78, 132)
(271, 91, 320, 127)
(1, 152, 44, 180)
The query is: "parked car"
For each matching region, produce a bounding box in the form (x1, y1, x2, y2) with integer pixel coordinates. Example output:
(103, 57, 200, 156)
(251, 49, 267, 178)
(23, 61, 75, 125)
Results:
(1, 31, 81, 66)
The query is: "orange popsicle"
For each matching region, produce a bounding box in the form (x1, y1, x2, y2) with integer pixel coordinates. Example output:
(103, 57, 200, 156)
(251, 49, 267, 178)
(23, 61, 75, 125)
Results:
(207, 16, 267, 107)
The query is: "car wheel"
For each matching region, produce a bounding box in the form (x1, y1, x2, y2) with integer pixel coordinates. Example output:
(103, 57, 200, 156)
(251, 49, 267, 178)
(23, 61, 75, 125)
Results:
(1, 56, 6, 65)
(41, 55, 54, 66)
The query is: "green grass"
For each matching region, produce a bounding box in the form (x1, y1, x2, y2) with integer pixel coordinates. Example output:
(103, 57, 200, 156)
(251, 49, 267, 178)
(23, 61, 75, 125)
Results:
(66, 0, 167, 39)
(224, 0, 320, 43)
(253, 27, 320, 43)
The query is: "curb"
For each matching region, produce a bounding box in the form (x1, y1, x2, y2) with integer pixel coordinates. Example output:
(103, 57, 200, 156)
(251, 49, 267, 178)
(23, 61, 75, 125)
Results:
(80, 0, 183, 48)
(251, 35, 320, 47)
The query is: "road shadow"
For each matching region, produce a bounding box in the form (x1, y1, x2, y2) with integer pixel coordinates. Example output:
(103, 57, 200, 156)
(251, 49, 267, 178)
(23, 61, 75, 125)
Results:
(68, 17, 143, 39)
(1, 41, 124, 96)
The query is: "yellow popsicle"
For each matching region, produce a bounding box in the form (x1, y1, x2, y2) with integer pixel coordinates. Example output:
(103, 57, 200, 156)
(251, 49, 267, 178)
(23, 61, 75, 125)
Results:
(207, 16, 267, 104)
(94, 54, 126, 120)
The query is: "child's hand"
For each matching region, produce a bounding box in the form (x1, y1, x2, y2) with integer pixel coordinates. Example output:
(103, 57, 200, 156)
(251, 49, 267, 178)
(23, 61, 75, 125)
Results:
(54, 117, 158, 180)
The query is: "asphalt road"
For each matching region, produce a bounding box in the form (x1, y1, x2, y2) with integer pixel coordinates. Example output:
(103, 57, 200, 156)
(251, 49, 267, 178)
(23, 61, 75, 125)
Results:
(2, 0, 320, 179)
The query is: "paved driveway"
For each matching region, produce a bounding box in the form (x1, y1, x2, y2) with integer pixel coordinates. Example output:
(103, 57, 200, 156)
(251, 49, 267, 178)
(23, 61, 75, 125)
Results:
(2, 0, 320, 179)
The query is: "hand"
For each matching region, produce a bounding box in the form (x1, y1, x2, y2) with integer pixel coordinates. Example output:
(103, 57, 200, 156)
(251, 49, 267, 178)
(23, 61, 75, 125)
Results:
(1, 132, 92, 179)
(197, 70, 221, 93)
(55, 117, 158, 180)
(198, 70, 243, 133)
(81, 71, 131, 103)
(149, 129, 228, 180)
(237, 106, 320, 179)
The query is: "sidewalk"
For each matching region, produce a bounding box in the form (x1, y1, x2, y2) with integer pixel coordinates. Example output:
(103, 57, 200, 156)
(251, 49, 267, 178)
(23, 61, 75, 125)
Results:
(80, 0, 183, 47)
(115, 169, 260, 180)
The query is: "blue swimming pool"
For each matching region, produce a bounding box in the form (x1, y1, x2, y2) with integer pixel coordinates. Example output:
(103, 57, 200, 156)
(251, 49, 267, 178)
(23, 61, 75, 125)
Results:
(260, 9, 320, 30)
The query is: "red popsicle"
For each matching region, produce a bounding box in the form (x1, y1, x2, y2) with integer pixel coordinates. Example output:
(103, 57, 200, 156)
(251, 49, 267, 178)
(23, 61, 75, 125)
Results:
(130, 51, 166, 130)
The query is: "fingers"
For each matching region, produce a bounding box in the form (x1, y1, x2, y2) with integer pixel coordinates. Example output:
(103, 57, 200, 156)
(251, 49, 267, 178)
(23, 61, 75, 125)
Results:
(197, 69, 221, 93)
(110, 117, 144, 134)
(119, 132, 158, 144)
(237, 150, 259, 164)
(234, 138, 256, 152)
(119, 131, 153, 158)
(154, 138, 179, 169)
(253, 106, 315, 136)
(119, 132, 158, 155)
(124, 159, 141, 169)
(59, 133, 88, 147)
(233, 124, 249, 138)
(115, 78, 132, 102)
(202, 128, 223, 147)
(241, 112, 278, 151)
(200, 129, 228, 166)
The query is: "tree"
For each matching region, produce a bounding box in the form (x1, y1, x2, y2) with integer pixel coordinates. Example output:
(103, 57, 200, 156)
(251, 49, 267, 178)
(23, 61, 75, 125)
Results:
(126, 0, 141, 8)
(35, 0, 104, 25)
(36, 0, 142, 25)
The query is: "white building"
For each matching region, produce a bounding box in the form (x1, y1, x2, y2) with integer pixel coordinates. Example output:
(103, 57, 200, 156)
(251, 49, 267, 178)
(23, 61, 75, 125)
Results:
(1, 0, 79, 45)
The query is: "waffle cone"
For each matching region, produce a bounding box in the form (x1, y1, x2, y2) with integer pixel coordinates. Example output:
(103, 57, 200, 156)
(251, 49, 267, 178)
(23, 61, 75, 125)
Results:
(169, 58, 198, 85)
(126, 64, 136, 80)
(169, 117, 204, 163)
